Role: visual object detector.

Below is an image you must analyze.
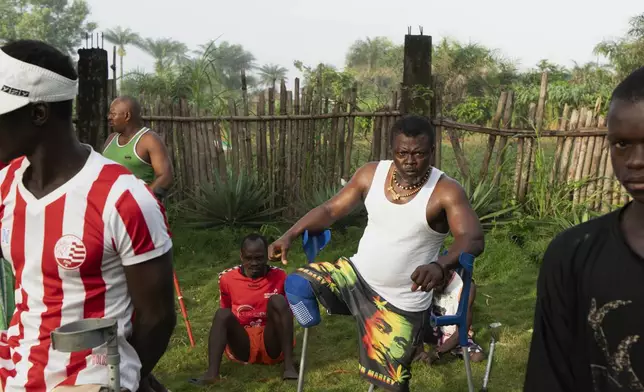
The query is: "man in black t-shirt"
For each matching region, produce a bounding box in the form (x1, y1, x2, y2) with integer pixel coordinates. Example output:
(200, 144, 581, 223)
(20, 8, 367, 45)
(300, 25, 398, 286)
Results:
(524, 67, 644, 391)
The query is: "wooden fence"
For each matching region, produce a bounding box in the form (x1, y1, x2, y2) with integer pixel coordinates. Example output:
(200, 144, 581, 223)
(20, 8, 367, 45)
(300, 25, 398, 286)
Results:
(436, 72, 631, 213)
(140, 79, 402, 209)
(137, 73, 630, 214)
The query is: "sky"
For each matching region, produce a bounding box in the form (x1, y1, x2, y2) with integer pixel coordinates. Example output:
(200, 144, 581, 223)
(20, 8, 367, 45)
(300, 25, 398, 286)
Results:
(85, 0, 642, 87)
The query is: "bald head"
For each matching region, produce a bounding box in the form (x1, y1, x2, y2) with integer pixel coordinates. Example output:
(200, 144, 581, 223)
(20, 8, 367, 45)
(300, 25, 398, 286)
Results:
(108, 96, 142, 134)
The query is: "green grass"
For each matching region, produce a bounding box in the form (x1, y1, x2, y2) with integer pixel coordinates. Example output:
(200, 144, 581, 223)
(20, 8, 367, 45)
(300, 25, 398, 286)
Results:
(154, 225, 547, 392)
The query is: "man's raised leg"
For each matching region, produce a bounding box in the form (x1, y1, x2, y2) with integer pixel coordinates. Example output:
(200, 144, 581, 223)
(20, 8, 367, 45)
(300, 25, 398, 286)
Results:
(264, 294, 298, 380)
(190, 308, 249, 385)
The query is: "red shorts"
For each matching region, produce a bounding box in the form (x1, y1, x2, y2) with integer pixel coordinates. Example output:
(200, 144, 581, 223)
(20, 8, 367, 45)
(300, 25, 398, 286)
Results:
(225, 326, 296, 365)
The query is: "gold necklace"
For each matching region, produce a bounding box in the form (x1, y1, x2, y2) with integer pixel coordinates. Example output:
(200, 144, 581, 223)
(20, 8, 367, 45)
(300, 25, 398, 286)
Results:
(387, 169, 431, 201)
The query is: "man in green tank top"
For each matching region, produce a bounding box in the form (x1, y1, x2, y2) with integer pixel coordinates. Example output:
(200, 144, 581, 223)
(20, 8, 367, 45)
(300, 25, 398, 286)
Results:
(104, 96, 173, 200)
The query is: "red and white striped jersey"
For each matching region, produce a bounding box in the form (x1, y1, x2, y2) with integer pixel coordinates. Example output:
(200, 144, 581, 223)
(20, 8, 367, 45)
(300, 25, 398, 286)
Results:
(0, 148, 173, 392)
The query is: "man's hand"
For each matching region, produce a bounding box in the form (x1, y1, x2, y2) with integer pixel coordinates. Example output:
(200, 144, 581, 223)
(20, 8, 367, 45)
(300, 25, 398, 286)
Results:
(268, 236, 292, 265)
(410, 263, 446, 292)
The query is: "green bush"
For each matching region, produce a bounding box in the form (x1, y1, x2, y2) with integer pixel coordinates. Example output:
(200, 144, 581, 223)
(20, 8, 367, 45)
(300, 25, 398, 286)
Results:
(179, 170, 285, 229)
(463, 177, 520, 229)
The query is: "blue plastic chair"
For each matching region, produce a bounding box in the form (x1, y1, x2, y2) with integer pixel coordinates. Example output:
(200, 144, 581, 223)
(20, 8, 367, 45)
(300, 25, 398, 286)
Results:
(429, 252, 476, 392)
(295, 229, 331, 392)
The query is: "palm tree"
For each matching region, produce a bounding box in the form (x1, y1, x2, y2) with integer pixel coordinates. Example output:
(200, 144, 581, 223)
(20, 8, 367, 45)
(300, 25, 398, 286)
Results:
(432, 38, 500, 107)
(345, 37, 396, 71)
(193, 40, 256, 90)
(137, 38, 189, 73)
(103, 27, 142, 86)
(257, 64, 288, 89)
(594, 12, 644, 80)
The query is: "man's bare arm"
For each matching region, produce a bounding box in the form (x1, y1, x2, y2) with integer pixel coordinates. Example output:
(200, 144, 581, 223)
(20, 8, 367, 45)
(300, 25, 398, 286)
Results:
(434, 178, 485, 272)
(144, 133, 174, 193)
(124, 250, 176, 378)
(281, 162, 376, 241)
(437, 283, 477, 353)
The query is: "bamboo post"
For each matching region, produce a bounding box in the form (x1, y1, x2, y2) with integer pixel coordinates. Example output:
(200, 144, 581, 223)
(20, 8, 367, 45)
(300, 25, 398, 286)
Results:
(241, 70, 253, 177)
(372, 115, 382, 161)
(227, 98, 240, 177)
(172, 101, 188, 192)
(600, 139, 613, 213)
(278, 81, 288, 206)
(286, 89, 294, 205)
(549, 104, 570, 185)
(587, 116, 605, 210)
(559, 109, 580, 183)
(268, 87, 276, 207)
(169, 105, 184, 194)
(293, 79, 302, 200)
(195, 107, 210, 185)
(342, 83, 358, 180)
(567, 107, 587, 195)
(493, 91, 513, 188)
(478, 91, 507, 182)
(256, 92, 267, 179)
(336, 95, 347, 186)
(574, 110, 594, 205)
(518, 103, 537, 202)
(447, 128, 470, 181)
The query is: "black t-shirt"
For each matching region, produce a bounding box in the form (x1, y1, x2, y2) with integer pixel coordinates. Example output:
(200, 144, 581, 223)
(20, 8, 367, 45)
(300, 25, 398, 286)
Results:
(524, 205, 644, 391)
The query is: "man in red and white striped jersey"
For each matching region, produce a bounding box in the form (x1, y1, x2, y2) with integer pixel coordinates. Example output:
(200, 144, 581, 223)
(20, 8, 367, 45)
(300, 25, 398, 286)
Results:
(0, 40, 177, 392)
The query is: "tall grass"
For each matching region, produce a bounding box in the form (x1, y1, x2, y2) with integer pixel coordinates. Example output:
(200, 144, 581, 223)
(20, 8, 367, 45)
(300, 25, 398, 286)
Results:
(517, 134, 600, 236)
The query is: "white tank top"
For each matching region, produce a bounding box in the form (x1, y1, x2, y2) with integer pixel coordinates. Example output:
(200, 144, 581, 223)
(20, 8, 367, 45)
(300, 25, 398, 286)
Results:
(350, 160, 448, 312)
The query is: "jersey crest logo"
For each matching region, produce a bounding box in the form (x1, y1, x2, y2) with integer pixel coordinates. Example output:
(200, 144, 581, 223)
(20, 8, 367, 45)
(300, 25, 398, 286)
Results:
(54, 235, 87, 270)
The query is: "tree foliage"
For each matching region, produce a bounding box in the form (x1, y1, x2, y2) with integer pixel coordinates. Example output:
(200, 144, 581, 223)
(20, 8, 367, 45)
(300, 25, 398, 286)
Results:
(0, 0, 96, 56)
(112, 11, 644, 128)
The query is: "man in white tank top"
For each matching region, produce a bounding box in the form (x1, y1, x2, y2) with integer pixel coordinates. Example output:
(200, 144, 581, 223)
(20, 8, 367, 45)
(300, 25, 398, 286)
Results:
(270, 115, 484, 391)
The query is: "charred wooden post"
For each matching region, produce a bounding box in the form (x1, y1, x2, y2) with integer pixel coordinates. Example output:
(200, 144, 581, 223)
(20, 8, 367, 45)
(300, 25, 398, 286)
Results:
(76, 48, 109, 150)
(400, 31, 433, 163)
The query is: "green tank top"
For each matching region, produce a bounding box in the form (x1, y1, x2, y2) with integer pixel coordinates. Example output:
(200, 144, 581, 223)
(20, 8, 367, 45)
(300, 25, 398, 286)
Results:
(103, 127, 156, 184)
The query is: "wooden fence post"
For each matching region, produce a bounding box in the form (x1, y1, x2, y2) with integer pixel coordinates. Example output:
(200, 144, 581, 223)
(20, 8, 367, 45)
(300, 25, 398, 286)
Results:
(400, 31, 433, 162)
(76, 48, 109, 150)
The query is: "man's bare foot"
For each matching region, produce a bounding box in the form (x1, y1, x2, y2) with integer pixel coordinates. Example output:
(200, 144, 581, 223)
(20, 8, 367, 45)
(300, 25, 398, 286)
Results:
(414, 351, 431, 365)
(188, 375, 224, 386)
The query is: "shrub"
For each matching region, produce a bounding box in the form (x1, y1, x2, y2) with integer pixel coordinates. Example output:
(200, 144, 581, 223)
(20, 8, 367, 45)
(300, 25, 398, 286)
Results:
(179, 170, 285, 229)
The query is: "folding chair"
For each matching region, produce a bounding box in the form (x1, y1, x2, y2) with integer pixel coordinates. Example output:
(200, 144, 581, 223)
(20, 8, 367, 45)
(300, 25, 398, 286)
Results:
(51, 318, 121, 392)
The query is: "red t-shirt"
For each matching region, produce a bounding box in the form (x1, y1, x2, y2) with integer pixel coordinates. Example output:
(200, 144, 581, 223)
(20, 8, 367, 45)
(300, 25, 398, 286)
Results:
(218, 265, 287, 328)
(0, 162, 7, 170)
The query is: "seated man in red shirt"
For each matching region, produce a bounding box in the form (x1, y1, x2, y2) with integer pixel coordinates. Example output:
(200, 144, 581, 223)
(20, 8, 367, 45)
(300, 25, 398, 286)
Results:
(190, 233, 298, 385)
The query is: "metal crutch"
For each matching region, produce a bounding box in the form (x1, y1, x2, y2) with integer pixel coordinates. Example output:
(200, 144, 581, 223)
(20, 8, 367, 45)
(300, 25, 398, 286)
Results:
(294, 229, 331, 392)
(430, 252, 477, 392)
(51, 318, 120, 392)
(481, 322, 502, 392)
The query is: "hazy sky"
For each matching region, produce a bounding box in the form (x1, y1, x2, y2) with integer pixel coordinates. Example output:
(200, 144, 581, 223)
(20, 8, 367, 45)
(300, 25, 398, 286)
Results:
(86, 0, 642, 86)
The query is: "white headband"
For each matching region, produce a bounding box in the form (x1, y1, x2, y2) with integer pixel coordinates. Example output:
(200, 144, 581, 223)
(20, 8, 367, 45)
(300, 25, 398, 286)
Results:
(0, 48, 78, 115)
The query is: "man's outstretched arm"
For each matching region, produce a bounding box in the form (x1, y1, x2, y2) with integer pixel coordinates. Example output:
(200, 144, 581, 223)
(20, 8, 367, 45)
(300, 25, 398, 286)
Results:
(434, 178, 485, 272)
(279, 163, 375, 239)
